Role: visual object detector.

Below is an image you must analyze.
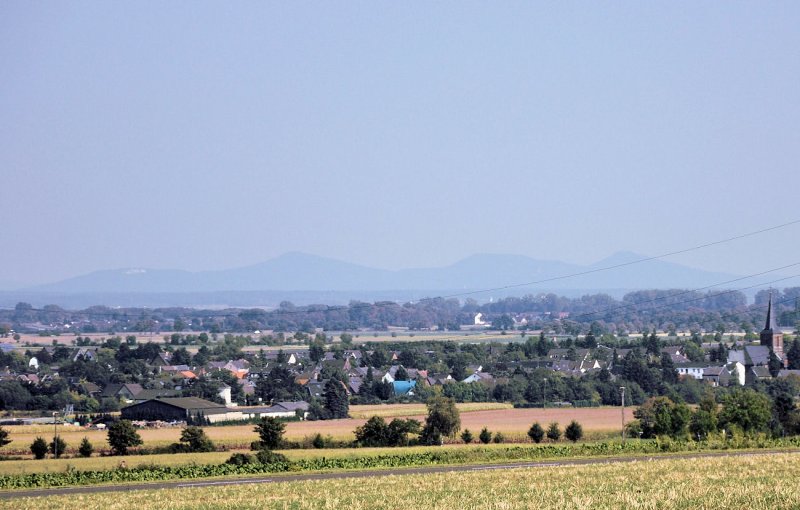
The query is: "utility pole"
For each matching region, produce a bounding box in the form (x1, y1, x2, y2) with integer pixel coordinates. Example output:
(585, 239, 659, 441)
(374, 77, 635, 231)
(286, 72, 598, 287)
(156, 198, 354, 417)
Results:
(542, 378, 547, 409)
(53, 412, 59, 459)
(620, 387, 626, 442)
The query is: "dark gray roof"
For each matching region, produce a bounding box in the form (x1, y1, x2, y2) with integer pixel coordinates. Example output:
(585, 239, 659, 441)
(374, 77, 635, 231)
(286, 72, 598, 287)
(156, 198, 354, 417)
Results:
(136, 397, 226, 411)
(763, 294, 781, 332)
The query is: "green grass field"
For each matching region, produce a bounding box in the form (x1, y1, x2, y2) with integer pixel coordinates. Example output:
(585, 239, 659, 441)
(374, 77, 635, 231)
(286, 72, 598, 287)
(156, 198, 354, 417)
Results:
(3, 452, 797, 509)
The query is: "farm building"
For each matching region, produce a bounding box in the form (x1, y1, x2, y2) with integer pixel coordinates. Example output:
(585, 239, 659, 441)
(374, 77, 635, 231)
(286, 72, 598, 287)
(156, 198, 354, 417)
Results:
(121, 397, 244, 423)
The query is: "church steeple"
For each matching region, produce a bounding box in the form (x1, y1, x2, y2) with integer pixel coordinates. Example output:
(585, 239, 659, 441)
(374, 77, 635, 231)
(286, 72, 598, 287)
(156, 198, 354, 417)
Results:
(764, 293, 780, 332)
(760, 292, 784, 359)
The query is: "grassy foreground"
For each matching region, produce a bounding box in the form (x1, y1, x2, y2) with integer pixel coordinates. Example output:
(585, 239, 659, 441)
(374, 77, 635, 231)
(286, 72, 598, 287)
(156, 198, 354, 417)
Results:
(4, 452, 799, 509)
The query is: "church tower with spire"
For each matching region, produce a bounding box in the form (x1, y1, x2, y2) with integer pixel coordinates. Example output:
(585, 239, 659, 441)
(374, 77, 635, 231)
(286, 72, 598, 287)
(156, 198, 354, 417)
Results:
(760, 293, 784, 358)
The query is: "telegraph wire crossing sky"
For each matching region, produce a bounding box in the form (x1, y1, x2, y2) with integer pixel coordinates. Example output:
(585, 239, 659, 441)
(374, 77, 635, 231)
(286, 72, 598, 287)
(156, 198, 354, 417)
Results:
(1, 3, 799, 287)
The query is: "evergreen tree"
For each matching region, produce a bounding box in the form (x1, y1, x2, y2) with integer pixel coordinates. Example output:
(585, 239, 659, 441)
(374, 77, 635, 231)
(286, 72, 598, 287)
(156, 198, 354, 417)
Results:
(546, 422, 561, 442)
(479, 427, 492, 444)
(323, 379, 349, 419)
(49, 436, 67, 458)
(769, 350, 783, 378)
(564, 420, 583, 442)
(78, 437, 94, 457)
(660, 352, 678, 384)
(787, 339, 800, 370)
(395, 365, 409, 381)
(461, 429, 474, 444)
(527, 422, 545, 443)
(30, 437, 48, 459)
(0, 426, 10, 448)
(253, 417, 286, 450)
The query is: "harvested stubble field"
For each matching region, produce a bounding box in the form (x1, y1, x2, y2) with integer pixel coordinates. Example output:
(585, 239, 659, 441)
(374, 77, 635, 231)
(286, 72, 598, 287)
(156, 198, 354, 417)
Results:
(4, 452, 798, 509)
(0, 407, 633, 457)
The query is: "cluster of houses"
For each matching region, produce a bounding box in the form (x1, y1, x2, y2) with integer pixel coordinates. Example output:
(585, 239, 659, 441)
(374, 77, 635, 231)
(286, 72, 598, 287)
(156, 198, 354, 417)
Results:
(2, 297, 796, 424)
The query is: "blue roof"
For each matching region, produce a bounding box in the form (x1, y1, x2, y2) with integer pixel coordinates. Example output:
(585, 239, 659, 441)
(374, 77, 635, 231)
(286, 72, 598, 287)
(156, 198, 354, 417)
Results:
(392, 380, 417, 396)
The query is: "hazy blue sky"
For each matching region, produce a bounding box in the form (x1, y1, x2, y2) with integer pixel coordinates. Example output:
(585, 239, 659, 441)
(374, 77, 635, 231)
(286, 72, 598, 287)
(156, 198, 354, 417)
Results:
(2, 2, 799, 287)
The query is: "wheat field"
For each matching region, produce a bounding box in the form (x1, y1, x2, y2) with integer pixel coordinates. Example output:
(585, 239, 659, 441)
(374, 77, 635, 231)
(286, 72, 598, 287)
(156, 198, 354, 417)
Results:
(2, 452, 798, 509)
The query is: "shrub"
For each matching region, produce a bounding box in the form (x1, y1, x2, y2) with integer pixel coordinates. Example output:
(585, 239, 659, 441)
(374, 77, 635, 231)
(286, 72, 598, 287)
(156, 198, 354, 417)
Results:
(255, 449, 289, 466)
(49, 436, 67, 458)
(170, 426, 215, 453)
(546, 422, 561, 442)
(528, 422, 545, 443)
(78, 437, 94, 458)
(0, 426, 10, 448)
(226, 453, 255, 466)
(30, 437, 48, 459)
(312, 433, 326, 449)
(461, 429, 474, 444)
(565, 420, 583, 443)
(493, 432, 505, 444)
(479, 427, 492, 444)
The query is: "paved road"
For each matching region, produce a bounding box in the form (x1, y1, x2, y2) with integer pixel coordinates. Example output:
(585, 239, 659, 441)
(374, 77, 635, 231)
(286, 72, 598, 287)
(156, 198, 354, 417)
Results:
(1, 449, 797, 500)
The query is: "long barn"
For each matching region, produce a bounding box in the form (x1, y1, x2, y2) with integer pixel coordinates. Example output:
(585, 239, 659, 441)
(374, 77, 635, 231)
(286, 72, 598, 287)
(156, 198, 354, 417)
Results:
(121, 397, 243, 423)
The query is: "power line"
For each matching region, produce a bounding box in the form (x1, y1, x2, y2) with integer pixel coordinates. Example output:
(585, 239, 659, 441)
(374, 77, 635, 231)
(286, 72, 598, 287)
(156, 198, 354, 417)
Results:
(433, 218, 800, 300)
(1, 218, 798, 319)
(567, 273, 800, 323)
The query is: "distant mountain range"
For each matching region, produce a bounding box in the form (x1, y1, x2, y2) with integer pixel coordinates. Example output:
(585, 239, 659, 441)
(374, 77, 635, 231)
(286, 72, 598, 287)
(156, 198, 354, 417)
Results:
(24, 251, 740, 296)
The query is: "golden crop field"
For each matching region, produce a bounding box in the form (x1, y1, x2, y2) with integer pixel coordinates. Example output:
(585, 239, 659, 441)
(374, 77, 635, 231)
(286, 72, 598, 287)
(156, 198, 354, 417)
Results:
(3, 452, 798, 509)
(0, 407, 632, 456)
(348, 402, 512, 419)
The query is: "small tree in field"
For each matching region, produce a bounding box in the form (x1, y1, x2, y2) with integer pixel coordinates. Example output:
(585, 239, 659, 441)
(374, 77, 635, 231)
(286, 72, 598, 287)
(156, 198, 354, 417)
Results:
(479, 427, 492, 444)
(174, 426, 215, 453)
(565, 420, 583, 442)
(49, 436, 67, 458)
(0, 426, 11, 448)
(254, 417, 285, 450)
(107, 420, 143, 455)
(461, 429, 474, 444)
(528, 422, 545, 443)
(546, 422, 561, 442)
(421, 396, 461, 445)
(78, 437, 94, 457)
(30, 437, 48, 459)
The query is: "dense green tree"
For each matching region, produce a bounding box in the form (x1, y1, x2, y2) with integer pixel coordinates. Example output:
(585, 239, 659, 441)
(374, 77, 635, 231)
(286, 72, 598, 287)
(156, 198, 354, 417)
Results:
(30, 437, 48, 459)
(688, 395, 718, 440)
(253, 417, 285, 450)
(78, 437, 94, 458)
(787, 339, 800, 370)
(355, 416, 389, 447)
(546, 422, 561, 442)
(394, 366, 409, 382)
(323, 379, 349, 419)
(254, 366, 304, 403)
(718, 389, 772, 434)
(0, 426, 11, 448)
(565, 420, 583, 442)
(769, 350, 783, 378)
(309, 340, 325, 363)
(174, 426, 215, 453)
(634, 397, 690, 439)
(528, 422, 545, 443)
(479, 427, 492, 444)
(49, 436, 67, 458)
(461, 429, 473, 444)
(660, 353, 678, 384)
(107, 420, 143, 455)
(421, 396, 461, 445)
